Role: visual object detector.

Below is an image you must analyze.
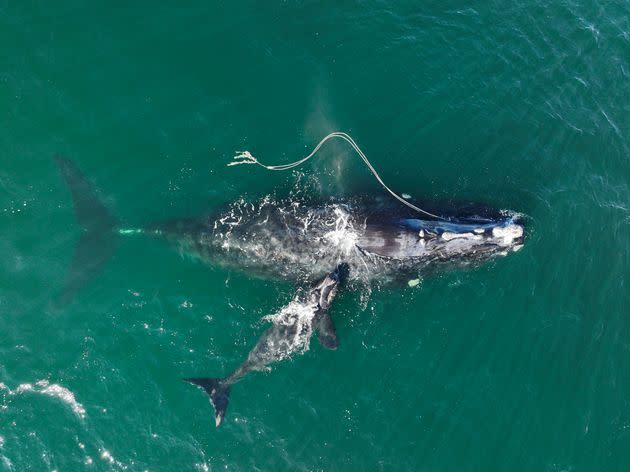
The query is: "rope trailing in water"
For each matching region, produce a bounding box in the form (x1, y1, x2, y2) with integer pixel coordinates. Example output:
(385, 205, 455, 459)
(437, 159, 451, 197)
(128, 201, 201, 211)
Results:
(228, 131, 445, 220)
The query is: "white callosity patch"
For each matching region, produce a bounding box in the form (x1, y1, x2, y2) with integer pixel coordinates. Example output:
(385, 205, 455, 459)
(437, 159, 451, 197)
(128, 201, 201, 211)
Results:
(492, 224, 524, 245)
(441, 231, 482, 241)
(0, 380, 86, 419)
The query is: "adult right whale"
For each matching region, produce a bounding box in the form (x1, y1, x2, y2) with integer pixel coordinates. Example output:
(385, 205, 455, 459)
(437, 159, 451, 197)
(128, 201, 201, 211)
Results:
(55, 156, 525, 427)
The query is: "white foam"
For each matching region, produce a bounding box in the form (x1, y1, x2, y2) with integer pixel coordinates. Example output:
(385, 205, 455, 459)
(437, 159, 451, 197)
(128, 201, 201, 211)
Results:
(99, 449, 126, 469)
(263, 299, 320, 360)
(322, 206, 358, 255)
(100, 450, 114, 463)
(118, 228, 143, 235)
(1, 455, 12, 471)
(1, 380, 86, 419)
(37, 381, 86, 419)
(15, 383, 34, 394)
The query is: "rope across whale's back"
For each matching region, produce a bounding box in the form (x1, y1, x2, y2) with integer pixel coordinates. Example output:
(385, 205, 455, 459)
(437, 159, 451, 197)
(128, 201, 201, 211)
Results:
(228, 132, 445, 221)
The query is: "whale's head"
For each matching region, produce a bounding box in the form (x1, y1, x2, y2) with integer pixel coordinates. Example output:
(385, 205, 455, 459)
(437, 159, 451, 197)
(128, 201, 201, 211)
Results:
(400, 213, 525, 262)
(356, 210, 525, 268)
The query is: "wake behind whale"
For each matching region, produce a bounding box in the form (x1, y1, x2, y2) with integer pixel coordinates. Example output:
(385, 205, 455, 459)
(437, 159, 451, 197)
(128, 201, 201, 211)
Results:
(54, 136, 525, 427)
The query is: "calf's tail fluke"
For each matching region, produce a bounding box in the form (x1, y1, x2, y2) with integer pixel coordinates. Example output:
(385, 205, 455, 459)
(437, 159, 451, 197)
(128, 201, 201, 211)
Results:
(184, 377, 231, 427)
(54, 156, 119, 306)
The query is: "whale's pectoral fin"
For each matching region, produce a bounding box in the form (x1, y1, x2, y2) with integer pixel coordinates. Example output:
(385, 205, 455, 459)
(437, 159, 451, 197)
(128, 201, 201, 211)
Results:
(316, 311, 338, 350)
(311, 263, 349, 350)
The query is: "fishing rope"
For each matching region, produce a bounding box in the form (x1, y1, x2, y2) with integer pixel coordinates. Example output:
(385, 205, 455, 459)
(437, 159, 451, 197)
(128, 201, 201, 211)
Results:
(228, 131, 445, 220)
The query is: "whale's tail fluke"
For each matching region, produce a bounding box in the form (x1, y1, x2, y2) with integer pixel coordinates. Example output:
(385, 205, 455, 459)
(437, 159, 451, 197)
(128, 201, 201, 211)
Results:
(184, 377, 231, 427)
(54, 156, 119, 306)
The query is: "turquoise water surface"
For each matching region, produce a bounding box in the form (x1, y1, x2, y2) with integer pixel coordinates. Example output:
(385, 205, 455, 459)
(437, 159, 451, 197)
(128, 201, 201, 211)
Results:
(1, 1, 629, 471)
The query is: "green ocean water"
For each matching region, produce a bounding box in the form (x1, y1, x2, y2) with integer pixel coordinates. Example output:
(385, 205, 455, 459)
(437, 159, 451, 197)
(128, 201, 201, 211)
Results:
(1, 1, 629, 470)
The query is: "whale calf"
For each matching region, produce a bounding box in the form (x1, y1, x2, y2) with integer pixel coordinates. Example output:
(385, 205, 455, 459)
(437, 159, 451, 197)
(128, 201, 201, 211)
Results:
(186, 263, 349, 427)
(55, 156, 524, 426)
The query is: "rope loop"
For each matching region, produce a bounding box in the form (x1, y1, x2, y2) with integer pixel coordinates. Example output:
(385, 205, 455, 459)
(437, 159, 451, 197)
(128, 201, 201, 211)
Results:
(228, 132, 445, 220)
